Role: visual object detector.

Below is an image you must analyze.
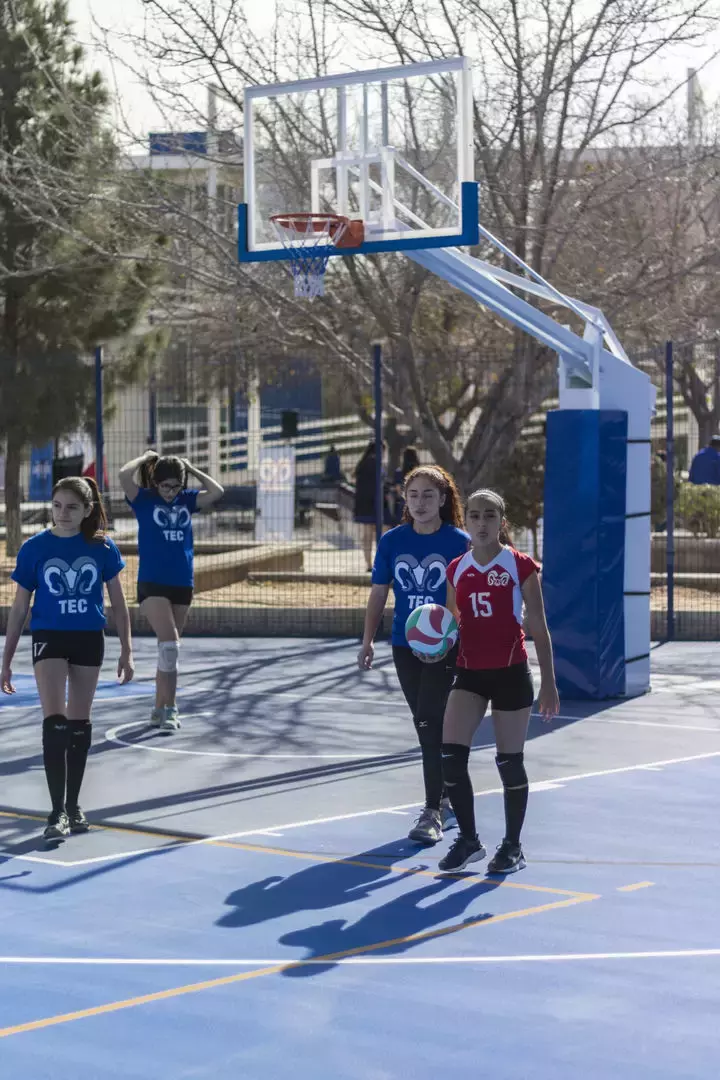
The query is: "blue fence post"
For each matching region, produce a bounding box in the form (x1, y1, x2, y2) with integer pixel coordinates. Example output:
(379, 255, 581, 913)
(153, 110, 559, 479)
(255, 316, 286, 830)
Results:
(665, 340, 675, 641)
(94, 346, 104, 494)
(373, 341, 383, 553)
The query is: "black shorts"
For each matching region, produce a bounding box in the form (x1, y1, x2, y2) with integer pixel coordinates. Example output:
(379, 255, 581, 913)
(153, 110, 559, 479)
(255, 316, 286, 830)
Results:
(452, 663, 534, 711)
(31, 630, 105, 668)
(137, 582, 194, 607)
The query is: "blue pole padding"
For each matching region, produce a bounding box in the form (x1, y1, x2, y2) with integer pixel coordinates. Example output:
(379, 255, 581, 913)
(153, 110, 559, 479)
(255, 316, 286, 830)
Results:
(373, 342, 383, 552)
(543, 409, 628, 699)
(94, 346, 104, 494)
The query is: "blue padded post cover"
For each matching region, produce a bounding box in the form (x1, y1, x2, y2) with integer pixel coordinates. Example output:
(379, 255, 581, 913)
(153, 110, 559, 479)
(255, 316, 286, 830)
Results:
(542, 410, 627, 699)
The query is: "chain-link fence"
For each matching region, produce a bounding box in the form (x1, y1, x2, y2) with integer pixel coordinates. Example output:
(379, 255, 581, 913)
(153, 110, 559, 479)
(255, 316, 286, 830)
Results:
(3, 337, 716, 639)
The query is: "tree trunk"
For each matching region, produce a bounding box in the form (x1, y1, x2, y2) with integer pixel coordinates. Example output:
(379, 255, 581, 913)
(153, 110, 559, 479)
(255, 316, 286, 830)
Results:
(4, 428, 24, 558)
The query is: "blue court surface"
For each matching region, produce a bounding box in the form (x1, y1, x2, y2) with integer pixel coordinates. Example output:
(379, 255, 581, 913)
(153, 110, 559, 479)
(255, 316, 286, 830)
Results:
(0, 637, 719, 1078)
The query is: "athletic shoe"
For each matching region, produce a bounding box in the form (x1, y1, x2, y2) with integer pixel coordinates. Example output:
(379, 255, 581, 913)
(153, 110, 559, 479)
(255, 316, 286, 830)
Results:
(408, 808, 443, 845)
(437, 834, 486, 873)
(67, 806, 90, 834)
(43, 811, 70, 841)
(160, 706, 181, 731)
(440, 798, 457, 831)
(149, 707, 163, 728)
(487, 840, 526, 874)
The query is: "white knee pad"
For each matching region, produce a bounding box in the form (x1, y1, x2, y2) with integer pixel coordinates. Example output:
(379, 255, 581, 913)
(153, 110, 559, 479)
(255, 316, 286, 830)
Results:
(157, 640, 180, 673)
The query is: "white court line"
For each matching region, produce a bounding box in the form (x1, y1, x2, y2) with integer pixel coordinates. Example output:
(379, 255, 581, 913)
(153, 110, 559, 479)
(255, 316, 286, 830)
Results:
(10, 746, 720, 869)
(1, 949, 719, 966)
(103, 720, 439, 760)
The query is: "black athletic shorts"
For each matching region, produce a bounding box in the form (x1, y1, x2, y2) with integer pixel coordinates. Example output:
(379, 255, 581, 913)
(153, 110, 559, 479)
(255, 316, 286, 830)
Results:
(31, 630, 105, 668)
(452, 662, 534, 710)
(137, 582, 194, 607)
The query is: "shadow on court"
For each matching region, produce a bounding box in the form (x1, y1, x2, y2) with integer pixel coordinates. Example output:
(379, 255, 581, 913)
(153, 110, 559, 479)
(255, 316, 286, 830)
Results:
(278, 876, 498, 977)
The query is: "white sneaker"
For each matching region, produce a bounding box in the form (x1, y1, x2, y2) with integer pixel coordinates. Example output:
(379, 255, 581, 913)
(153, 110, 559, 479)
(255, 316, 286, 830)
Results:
(160, 706, 181, 731)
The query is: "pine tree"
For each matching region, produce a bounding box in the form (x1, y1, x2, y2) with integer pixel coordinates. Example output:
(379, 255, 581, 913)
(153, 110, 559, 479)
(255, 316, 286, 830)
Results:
(0, 0, 163, 555)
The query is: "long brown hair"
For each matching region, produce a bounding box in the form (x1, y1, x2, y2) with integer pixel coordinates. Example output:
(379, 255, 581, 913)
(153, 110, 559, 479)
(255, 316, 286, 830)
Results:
(140, 454, 186, 490)
(401, 465, 464, 529)
(466, 488, 512, 545)
(52, 476, 107, 543)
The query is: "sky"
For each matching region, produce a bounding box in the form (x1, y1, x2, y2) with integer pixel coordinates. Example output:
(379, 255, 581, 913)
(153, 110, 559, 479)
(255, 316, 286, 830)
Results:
(69, 0, 720, 146)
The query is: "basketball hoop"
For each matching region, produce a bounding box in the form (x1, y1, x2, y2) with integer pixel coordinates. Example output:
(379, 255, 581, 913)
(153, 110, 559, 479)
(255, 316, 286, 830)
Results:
(270, 213, 364, 299)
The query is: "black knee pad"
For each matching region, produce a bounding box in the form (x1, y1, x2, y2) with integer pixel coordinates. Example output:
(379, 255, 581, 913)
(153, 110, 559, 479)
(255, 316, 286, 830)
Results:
(68, 721, 92, 753)
(496, 752, 528, 790)
(441, 742, 470, 787)
(42, 715, 69, 752)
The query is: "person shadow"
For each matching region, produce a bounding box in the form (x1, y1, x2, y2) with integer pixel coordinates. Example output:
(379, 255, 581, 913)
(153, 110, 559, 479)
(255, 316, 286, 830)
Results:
(217, 839, 429, 932)
(278, 875, 501, 977)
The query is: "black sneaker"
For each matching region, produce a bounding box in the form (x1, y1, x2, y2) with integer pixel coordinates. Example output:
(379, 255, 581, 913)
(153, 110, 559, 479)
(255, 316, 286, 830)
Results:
(487, 840, 526, 874)
(43, 811, 70, 841)
(438, 834, 486, 873)
(67, 806, 90, 834)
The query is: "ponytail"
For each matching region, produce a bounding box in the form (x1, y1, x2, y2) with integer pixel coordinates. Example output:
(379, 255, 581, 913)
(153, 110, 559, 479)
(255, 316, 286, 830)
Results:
(52, 476, 107, 543)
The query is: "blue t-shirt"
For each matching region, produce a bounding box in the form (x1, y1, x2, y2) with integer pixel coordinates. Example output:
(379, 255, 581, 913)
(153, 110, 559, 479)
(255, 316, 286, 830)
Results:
(129, 488, 199, 586)
(689, 447, 720, 485)
(12, 530, 125, 631)
(372, 523, 470, 646)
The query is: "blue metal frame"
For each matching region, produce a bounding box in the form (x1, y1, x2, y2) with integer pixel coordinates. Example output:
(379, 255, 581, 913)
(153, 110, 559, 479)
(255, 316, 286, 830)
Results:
(238, 182, 480, 262)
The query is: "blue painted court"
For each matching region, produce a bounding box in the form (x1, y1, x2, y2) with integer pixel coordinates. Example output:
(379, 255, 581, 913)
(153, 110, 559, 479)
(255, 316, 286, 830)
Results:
(0, 637, 719, 1077)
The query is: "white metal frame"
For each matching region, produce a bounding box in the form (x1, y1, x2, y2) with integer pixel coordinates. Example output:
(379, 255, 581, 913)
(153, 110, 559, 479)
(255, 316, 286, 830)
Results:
(244, 57, 474, 252)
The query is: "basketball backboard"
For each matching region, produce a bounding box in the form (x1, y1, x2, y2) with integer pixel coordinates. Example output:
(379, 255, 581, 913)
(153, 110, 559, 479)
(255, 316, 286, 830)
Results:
(238, 57, 478, 263)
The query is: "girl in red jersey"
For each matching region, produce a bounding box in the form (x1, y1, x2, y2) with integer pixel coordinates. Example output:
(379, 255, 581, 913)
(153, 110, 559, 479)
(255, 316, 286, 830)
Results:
(437, 489, 559, 874)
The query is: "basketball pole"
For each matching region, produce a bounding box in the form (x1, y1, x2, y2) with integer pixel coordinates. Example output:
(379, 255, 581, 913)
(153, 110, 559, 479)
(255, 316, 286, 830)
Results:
(94, 345, 104, 495)
(373, 341, 383, 552)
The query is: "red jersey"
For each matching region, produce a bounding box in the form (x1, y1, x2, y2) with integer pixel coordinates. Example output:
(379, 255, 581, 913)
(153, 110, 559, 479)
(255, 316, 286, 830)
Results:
(447, 546, 540, 670)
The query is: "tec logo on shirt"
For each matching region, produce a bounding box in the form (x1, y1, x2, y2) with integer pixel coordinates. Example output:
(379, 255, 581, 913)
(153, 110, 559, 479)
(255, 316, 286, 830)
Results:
(394, 553, 448, 609)
(487, 569, 510, 586)
(43, 557, 98, 615)
(153, 505, 191, 542)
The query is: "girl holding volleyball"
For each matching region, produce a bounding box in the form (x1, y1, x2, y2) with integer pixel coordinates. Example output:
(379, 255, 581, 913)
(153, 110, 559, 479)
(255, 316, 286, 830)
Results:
(358, 465, 469, 844)
(437, 488, 559, 873)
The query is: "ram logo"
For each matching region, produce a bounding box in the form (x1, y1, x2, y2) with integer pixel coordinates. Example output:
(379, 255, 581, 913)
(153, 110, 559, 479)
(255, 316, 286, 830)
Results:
(43, 557, 98, 597)
(393, 553, 447, 593)
(487, 569, 510, 587)
(153, 505, 191, 530)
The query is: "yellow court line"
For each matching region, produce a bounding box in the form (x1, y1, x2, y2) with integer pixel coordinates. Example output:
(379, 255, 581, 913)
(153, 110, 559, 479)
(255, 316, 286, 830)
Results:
(617, 881, 655, 892)
(0, 892, 598, 1039)
(0, 809, 593, 901)
(208, 838, 596, 900)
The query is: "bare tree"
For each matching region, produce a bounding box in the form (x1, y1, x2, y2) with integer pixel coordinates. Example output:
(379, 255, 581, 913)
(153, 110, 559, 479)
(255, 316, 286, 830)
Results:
(84, 0, 720, 487)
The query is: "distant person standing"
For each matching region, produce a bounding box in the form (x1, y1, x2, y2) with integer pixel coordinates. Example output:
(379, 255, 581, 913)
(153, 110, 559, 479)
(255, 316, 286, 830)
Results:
(393, 446, 421, 524)
(689, 436, 720, 485)
(323, 444, 342, 483)
(353, 441, 388, 571)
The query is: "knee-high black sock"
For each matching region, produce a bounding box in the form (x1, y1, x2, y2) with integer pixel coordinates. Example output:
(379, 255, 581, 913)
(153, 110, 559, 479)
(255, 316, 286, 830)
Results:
(66, 721, 92, 810)
(496, 752, 529, 845)
(419, 742, 444, 812)
(441, 743, 476, 840)
(42, 715, 69, 815)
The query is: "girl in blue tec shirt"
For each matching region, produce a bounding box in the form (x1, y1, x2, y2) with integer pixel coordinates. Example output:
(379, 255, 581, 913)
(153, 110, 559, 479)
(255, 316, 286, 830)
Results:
(1, 477, 133, 842)
(119, 450, 224, 732)
(358, 465, 469, 846)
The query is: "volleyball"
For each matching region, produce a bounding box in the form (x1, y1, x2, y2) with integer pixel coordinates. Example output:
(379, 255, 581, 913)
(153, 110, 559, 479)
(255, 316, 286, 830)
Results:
(405, 604, 458, 660)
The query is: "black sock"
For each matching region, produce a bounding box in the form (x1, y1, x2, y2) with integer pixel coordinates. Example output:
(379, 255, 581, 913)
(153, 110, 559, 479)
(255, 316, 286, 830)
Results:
(42, 715, 69, 815)
(420, 744, 444, 812)
(441, 743, 476, 840)
(496, 753, 529, 846)
(66, 721, 92, 810)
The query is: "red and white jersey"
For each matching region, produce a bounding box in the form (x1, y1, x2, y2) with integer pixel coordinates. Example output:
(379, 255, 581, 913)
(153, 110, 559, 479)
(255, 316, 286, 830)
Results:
(447, 546, 540, 670)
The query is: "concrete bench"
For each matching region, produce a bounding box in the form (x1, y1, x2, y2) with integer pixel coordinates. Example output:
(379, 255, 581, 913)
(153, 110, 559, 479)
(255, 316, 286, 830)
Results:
(192, 542, 305, 593)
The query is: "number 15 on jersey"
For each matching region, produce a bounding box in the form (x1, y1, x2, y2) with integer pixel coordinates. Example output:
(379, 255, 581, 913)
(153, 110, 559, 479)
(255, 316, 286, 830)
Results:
(469, 592, 493, 618)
